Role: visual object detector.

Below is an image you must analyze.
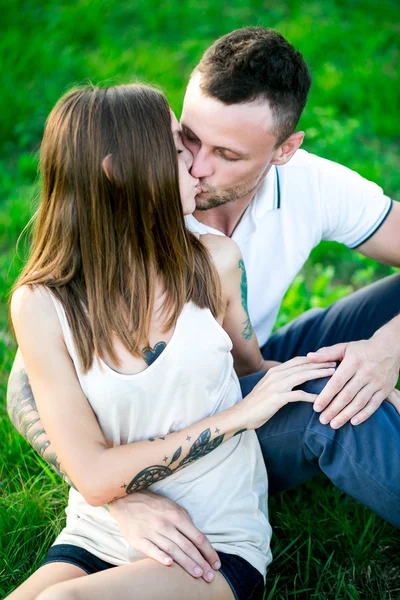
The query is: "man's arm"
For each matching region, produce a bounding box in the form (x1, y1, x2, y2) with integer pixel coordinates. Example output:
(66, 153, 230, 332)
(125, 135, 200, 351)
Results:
(308, 201, 400, 428)
(356, 200, 400, 266)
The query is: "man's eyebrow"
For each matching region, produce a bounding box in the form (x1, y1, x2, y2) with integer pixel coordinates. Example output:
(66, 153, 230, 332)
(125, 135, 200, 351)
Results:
(182, 124, 248, 158)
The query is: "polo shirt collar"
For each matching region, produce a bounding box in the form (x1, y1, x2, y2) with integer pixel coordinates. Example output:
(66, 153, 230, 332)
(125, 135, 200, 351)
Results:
(230, 166, 280, 242)
(251, 165, 281, 220)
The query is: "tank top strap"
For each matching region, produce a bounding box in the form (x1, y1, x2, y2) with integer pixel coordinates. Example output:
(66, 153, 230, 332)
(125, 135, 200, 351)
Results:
(47, 289, 83, 370)
(183, 301, 233, 352)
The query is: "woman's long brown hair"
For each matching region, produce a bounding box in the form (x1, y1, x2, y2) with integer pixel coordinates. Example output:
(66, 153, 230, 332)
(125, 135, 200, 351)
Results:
(13, 84, 223, 372)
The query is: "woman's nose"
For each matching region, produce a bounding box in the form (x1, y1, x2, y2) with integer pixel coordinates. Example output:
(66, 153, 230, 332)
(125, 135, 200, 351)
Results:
(183, 147, 193, 170)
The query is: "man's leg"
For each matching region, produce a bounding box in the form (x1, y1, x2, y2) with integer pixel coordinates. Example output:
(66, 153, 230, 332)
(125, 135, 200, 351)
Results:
(241, 274, 400, 527)
(240, 373, 400, 528)
(262, 272, 400, 361)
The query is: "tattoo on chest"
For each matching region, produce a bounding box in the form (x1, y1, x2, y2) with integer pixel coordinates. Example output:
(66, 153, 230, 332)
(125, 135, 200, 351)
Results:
(238, 259, 253, 340)
(125, 426, 247, 494)
(142, 341, 167, 366)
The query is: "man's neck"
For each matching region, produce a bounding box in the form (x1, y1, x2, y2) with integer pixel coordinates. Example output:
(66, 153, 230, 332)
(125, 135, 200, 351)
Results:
(193, 192, 255, 238)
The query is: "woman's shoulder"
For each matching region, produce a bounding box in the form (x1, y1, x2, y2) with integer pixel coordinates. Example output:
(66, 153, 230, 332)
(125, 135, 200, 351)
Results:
(11, 284, 60, 333)
(199, 233, 242, 277)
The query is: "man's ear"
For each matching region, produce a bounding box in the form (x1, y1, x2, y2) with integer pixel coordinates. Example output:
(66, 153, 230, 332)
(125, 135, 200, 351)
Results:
(102, 154, 113, 182)
(271, 131, 304, 166)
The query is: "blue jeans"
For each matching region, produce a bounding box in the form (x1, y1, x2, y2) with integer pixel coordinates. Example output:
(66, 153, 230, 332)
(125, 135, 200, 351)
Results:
(240, 273, 400, 528)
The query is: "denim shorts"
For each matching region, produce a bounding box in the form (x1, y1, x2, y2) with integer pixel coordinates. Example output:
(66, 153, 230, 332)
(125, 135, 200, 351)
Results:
(42, 544, 265, 600)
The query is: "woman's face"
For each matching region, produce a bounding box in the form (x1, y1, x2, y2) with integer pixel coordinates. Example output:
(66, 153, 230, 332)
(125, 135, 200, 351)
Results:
(171, 112, 200, 215)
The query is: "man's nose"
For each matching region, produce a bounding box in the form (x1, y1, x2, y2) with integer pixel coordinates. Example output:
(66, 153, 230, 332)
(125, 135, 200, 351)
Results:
(190, 148, 213, 179)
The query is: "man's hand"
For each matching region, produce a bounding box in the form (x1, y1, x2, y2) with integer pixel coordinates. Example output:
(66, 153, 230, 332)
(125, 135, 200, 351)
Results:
(109, 491, 221, 583)
(307, 336, 400, 428)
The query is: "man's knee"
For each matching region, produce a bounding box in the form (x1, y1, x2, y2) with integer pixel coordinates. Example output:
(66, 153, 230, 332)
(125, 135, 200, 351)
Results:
(297, 375, 331, 396)
(239, 370, 332, 399)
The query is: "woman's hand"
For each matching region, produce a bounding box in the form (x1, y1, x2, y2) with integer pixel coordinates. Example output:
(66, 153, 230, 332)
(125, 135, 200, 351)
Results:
(239, 357, 336, 430)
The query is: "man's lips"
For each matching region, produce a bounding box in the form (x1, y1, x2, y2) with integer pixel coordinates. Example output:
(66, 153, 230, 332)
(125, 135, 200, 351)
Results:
(196, 186, 212, 195)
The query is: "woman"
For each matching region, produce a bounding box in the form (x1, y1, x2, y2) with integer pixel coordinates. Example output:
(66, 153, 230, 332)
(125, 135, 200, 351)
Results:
(8, 84, 335, 600)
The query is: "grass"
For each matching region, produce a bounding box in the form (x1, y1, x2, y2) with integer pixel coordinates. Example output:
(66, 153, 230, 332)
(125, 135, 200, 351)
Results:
(1, 0, 399, 598)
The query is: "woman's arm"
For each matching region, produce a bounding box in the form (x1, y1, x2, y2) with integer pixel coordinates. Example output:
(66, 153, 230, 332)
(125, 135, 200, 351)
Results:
(7, 352, 75, 487)
(10, 285, 248, 508)
(201, 234, 278, 377)
(11, 285, 334, 508)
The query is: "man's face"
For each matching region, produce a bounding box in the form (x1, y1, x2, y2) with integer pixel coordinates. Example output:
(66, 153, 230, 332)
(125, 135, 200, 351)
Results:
(181, 72, 279, 211)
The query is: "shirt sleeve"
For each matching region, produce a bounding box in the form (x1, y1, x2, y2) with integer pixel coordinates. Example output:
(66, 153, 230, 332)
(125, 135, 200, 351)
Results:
(316, 156, 393, 248)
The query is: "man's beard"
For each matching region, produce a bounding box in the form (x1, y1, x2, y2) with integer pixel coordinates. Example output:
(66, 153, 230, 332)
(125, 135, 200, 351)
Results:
(195, 180, 259, 211)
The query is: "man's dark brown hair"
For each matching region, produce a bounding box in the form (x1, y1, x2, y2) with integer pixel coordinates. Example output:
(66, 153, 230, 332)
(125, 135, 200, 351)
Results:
(196, 27, 312, 145)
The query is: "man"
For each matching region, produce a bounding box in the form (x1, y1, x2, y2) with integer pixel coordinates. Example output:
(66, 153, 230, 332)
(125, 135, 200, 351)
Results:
(7, 27, 400, 584)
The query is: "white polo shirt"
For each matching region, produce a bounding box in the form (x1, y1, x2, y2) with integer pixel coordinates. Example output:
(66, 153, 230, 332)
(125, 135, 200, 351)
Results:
(185, 149, 393, 348)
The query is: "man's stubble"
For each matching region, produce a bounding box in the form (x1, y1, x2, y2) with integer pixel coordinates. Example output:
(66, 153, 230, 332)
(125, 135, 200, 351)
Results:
(195, 177, 263, 211)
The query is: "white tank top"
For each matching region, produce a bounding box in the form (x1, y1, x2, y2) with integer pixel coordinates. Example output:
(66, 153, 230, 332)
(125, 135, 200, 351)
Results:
(50, 293, 272, 576)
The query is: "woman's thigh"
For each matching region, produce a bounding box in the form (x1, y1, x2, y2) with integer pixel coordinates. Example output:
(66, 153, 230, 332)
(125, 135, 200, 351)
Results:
(6, 563, 86, 600)
(37, 560, 235, 600)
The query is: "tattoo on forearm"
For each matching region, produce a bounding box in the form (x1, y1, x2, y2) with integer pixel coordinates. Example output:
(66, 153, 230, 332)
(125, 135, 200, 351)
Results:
(238, 259, 253, 340)
(233, 428, 247, 436)
(7, 369, 75, 488)
(142, 342, 166, 366)
(126, 427, 246, 494)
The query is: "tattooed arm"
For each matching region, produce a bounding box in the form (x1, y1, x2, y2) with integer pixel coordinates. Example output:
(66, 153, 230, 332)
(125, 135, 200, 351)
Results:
(7, 351, 74, 487)
(200, 235, 280, 377)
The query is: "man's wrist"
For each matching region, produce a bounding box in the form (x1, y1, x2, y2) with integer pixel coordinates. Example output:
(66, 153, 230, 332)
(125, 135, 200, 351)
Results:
(372, 315, 400, 365)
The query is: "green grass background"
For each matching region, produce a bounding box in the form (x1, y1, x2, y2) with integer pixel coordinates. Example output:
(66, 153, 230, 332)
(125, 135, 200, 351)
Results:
(1, 1, 399, 598)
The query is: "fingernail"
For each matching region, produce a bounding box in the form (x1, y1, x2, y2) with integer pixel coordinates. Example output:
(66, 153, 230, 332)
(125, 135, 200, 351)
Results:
(206, 571, 214, 581)
(351, 418, 359, 425)
(330, 421, 339, 429)
(194, 567, 202, 576)
(319, 416, 329, 425)
(314, 405, 323, 412)
(163, 557, 172, 565)
(214, 561, 221, 570)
